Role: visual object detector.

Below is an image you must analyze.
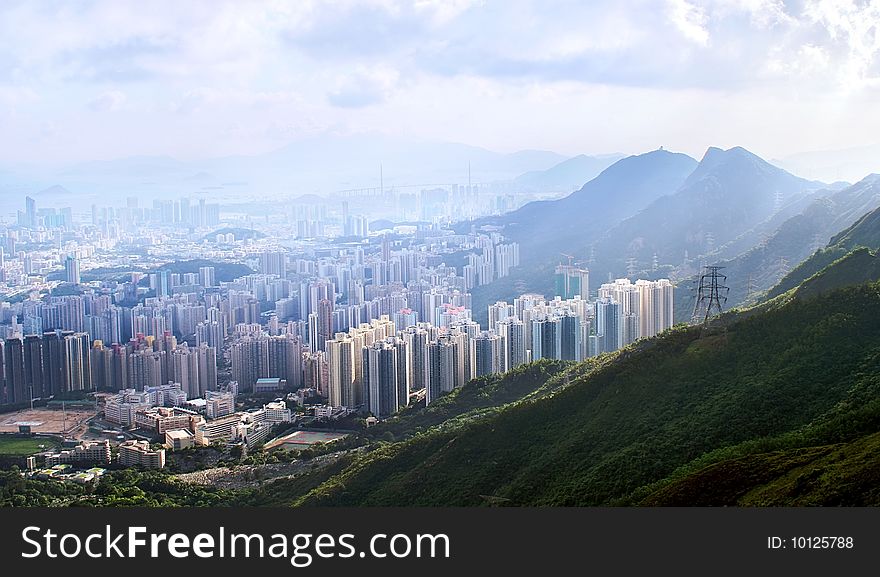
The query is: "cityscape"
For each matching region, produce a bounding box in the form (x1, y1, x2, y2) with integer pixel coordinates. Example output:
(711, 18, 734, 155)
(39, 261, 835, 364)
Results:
(2, 0, 880, 518)
(0, 186, 674, 474)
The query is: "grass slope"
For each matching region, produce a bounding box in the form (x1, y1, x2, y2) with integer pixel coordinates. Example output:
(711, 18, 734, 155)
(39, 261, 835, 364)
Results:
(640, 432, 880, 506)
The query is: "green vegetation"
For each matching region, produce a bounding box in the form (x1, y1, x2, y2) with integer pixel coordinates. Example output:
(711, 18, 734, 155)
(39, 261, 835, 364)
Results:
(767, 201, 880, 300)
(230, 453, 359, 506)
(289, 282, 880, 506)
(639, 432, 880, 506)
(366, 359, 575, 442)
(0, 436, 59, 456)
(0, 468, 231, 507)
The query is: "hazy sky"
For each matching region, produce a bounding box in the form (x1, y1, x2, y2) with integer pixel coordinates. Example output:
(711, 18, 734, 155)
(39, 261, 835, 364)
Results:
(2, 0, 880, 164)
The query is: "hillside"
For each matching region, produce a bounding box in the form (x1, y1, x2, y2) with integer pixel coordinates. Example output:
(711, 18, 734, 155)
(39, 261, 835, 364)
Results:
(639, 433, 880, 506)
(767, 181, 880, 300)
(675, 174, 880, 321)
(588, 147, 821, 284)
(465, 150, 698, 318)
(293, 281, 880, 506)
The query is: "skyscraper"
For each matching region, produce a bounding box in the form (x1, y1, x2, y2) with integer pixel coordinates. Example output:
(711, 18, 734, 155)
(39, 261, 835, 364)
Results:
(559, 312, 582, 361)
(327, 333, 357, 408)
(427, 335, 457, 404)
(3, 338, 25, 405)
(23, 335, 44, 399)
(595, 298, 620, 355)
(497, 318, 525, 372)
(65, 255, 81, 285)
(555, 265, 590, 300)
(363, 339, 402, 418)
(470, 331, 502, 379)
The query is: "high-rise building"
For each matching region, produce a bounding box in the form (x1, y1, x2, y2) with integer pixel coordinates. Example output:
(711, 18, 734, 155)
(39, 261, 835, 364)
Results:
(23, 335, 44, 400)
(559, 312, 582, 361)
(470, 331, 502, 379)
(362, 339, 402, 418)
(402, 325, 430, 392)
(497, 318, 526, 371)
(65, 255, 81, 285)
(635, 279, 675, 338)
(595, 298, 620, 355)
(326, 333, 357, 408)
(427, 335, 457, 404)
(3, 338, 25, 405)
(531, 316, 561, 361)
(260, 251, 286, 276)
(199, 266, 216, 288)
(555, 265, 590, 300)
(315, 298, 334, 351)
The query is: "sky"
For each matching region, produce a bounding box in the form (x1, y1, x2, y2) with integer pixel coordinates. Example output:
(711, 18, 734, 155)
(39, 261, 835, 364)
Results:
(2, 0, 880, 166)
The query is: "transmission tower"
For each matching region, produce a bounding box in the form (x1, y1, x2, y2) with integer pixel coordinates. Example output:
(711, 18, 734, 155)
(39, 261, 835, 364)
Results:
(691, 265, 729, 327)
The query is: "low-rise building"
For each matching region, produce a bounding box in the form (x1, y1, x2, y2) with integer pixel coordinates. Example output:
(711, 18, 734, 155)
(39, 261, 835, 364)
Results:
(234, 419, 273, 448)
(135, 407, 196, 435)
(44, 440, 112, 466)
(164, 429, 195, 451)
(194, 412, 241, 446)
(263, 400, 292, 423)
(118, 440, 166, 469)
(254, 377, 285, 393)
(205, 390, 235, 419)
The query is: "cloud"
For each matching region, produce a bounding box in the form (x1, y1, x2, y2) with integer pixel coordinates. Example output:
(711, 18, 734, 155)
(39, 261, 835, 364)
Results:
(326, 66, 400, 108)
(88, 89, 127, 111)
(1, 0, 880, 165)
(171, 87, 215, 114)
(667, 0, 710, 45)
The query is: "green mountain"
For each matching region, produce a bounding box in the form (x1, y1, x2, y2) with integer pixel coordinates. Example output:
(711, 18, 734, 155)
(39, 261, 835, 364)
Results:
(639, 432, 880, 506)
(292, 279, 880, 506)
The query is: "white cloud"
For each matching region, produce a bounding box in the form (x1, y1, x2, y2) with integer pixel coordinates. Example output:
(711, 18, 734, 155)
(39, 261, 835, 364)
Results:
(0, 0, 879, 164)
(667, 0, 710, 46)
(88, 90, 127, 111)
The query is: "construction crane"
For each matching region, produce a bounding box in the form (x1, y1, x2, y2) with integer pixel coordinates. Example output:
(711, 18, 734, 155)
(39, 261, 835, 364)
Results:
(560, 253, 575, 266)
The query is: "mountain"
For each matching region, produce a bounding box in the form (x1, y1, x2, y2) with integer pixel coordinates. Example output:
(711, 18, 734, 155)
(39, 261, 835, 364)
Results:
(0, 135, 569, 203)
(585, 147, 822, 284)
(35, 184, 73, 196)
(474, 149, 697, 254)
(290, 279, 880, 506)
(513, 153, 625, 192)
(674, 174, 880, 321)
(462, 150, 698, 322)
(766, 179, 880, 300)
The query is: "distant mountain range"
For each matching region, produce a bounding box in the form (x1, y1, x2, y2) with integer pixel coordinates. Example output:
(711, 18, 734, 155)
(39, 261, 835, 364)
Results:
(512, 153, 625, 192)
(466, 146, 831, 322)
(0, 135, 575, 207)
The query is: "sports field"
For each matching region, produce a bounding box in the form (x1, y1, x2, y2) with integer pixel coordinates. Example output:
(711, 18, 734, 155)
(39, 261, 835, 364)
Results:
(0, 407, 97, 435)
(0, 436, 60, 455)
(265, 430, 348, 450)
